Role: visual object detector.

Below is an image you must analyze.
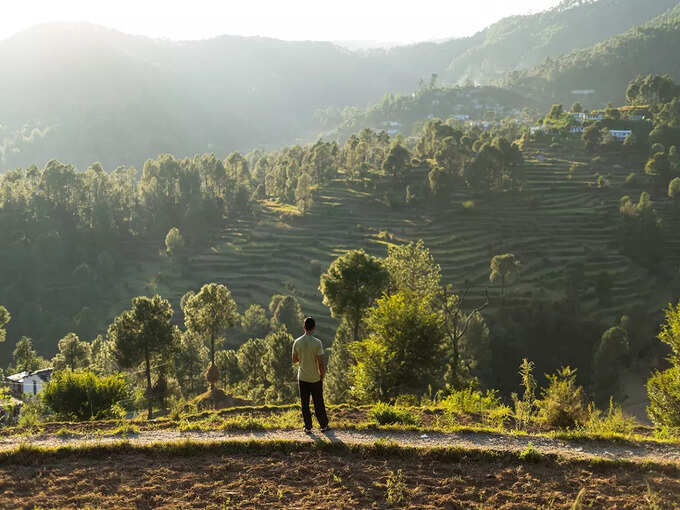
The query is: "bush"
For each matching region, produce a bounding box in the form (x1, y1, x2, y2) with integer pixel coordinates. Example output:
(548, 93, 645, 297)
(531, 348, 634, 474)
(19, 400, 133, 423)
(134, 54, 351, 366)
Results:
(647, 367, 680, 428)
(536, 367, 586, 429)
(441, 387, 503, 415)
(369, 402, 418, 425)
(584, 399, 637, 436)
(42, 370, 130, 420)
(461, 200, 475, 212)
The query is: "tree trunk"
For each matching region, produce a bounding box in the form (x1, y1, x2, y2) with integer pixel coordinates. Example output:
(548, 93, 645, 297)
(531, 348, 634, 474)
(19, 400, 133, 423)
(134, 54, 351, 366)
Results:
(145, 352, 152, 420)
(352, 319, 360, 342)
(210, 334, 216, 391)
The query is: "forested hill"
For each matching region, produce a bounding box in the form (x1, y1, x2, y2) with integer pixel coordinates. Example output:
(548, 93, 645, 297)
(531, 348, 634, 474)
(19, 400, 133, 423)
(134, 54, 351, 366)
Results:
(0, 24, 473, 172)
(0, 0, 674, 172)
(504, 3, 680, 105)
(444, 0, 679, 84)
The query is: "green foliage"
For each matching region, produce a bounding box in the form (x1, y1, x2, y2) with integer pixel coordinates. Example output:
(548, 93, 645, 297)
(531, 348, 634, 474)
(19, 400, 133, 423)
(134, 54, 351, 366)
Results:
(536, 367, 586, 429)
(385, 240, 441, 299)
(324, 319, 355, 405)
(240, 304, 270, 339)
(513, 359, 537, 429)
(42, 370, 129, 421)
(174, 331, 209, 397)
(108, 295, 175, 419)
(16, 395, 44, 429)
(12, 336, 47, 373)
(584, 399, 637, 436)
(350, 291, 443, 402)
(165, 227, 185, 258)
(519, 443, 543, 463)
(269, 295, 304, 335)
(214, 349, 241, 389)
(369, 403, 418, 425)
(592, 326, 630, 397)
(385, 469, 409, 506)
(647, 302, 680, 428)
(618, 193, 664, 267)
(51, 333, 92, 371)
(669, 177, 680, 200)
(490, 253, 521, 301)
(0, 306, 10, 343)
(181, 283, 238, 389)
(441, 387, 505, 416)
(647, 367, 680, 428)
(320, 250, 389, 341)
(260, 329, 296, 403)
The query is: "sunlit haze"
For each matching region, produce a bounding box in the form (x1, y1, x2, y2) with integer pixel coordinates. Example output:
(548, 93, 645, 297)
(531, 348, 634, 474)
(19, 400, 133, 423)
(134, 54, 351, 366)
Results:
(3, 0, 561, 43)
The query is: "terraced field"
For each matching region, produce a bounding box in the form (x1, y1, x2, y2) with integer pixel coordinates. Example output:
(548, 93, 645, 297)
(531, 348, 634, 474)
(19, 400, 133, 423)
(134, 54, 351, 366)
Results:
(123, 145, 678, 342)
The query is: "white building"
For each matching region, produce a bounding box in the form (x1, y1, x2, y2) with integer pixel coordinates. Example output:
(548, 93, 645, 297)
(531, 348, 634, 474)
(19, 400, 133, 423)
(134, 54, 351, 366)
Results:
(7, 368, 53, 398)
(585, 113, 604, 121)
(609, 129, 632, 141)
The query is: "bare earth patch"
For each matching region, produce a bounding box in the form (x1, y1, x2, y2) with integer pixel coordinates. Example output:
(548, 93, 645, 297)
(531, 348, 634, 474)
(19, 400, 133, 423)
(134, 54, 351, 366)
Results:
(0, 441, 679, 509)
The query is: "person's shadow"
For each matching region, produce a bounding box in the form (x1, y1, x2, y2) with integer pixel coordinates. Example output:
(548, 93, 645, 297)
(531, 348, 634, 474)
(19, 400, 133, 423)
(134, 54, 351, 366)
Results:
(309, 429, 343, 445)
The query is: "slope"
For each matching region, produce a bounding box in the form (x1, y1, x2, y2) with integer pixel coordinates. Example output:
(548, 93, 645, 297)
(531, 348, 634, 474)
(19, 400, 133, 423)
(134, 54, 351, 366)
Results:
(505, 3, 680, 105)
(445, 0, 679, 84)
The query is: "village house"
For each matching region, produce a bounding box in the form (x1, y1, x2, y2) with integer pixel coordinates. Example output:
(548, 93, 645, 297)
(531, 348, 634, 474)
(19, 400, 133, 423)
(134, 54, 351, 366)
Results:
(609, 129, 632, 142)
(6, 368, 53, 398)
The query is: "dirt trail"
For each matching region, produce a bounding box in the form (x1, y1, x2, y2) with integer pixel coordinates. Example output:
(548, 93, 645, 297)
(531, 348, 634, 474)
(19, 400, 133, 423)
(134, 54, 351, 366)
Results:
(2, 427, 680, 464)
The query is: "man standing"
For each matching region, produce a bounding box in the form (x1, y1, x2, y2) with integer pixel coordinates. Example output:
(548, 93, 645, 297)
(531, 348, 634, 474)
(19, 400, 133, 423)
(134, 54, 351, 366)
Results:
(292, 317, 329, 432)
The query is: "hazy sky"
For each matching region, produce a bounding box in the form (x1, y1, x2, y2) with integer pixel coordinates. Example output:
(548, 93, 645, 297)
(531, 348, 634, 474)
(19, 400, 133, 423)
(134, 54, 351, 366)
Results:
(2, 0, 562, 43)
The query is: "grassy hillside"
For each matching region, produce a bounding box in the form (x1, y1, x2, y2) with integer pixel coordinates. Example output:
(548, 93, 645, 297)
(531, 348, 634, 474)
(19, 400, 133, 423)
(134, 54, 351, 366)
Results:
(505, 3, 680, 105)
(117, 144, 678, 347)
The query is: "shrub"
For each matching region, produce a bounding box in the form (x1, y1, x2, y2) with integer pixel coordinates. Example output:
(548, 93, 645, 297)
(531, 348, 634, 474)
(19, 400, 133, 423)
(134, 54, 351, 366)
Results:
(647, 367, 680, 428)
(393, 394, 419, 407)
(624, 172, 637, 186)
(369, 403, 418, 425)
(16, 395, 44, 428)
(385, 469, 409, 505)
(584, 399, 637, 436)
(536, 367, 586, 429)
(441, 387, 503, 416)
(42, 370, 129, 420)
(519, 442, 543, 463)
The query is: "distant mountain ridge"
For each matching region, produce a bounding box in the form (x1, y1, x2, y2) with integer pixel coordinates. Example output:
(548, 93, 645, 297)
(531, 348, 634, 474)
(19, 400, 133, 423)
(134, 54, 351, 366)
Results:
(444, 0, 679, 83)
(0, 0, 675, 171)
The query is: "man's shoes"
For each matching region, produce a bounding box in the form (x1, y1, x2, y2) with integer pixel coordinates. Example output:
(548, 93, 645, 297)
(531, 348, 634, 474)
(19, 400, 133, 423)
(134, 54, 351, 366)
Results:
(320, 426, 331, 433)
(303, 427, 312, 434)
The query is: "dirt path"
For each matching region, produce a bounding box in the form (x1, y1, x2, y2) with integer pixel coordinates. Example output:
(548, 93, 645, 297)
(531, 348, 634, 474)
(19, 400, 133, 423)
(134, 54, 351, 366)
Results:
(2, 427, 680, 464)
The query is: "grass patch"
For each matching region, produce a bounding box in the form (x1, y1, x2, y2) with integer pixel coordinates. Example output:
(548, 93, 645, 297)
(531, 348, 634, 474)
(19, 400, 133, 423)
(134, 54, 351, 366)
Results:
(518, 442, 544, 463)
(54, 428, 83, 439)
(369, 403, 419, 425)
(2, 437, 679, 475)
(109, 423, 140, 437)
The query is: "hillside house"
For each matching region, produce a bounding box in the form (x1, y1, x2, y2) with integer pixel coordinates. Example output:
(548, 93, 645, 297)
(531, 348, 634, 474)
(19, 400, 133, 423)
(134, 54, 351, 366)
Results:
(585, 113, 604, 121)
(609, 129, 632, 142)
(7, 368, 53, 398)
(570, 126, 584, 134)
(570, 113, 586, 123)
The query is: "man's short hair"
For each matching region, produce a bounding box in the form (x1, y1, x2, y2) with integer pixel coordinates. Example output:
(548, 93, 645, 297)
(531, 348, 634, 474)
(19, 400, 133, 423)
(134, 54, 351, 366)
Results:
(304, 316, 315, 331)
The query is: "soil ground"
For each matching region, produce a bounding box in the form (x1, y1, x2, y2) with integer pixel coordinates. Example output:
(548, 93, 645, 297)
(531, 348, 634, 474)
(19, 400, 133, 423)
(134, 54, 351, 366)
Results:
(1, 440, 679, 509)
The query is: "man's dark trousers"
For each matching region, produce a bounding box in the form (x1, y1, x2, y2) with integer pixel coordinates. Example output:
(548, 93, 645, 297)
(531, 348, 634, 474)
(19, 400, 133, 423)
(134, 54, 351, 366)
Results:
(299, 380, 328, 429)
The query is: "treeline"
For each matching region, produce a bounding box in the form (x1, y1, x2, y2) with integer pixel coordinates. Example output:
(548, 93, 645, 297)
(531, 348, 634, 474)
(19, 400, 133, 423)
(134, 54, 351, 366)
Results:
(505, 4, 680, 104)
(4, 239, 664, 426)
(0, 154, 254, 354)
